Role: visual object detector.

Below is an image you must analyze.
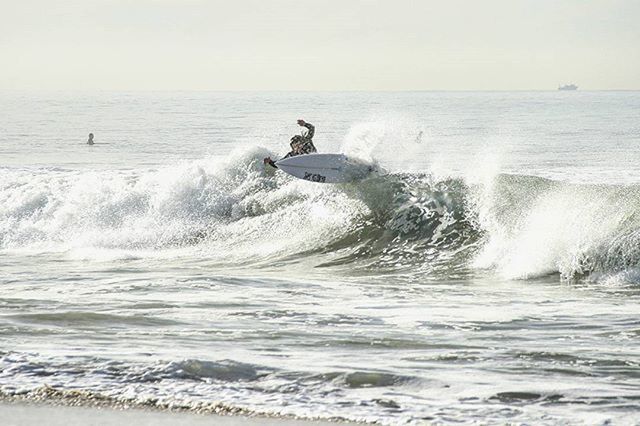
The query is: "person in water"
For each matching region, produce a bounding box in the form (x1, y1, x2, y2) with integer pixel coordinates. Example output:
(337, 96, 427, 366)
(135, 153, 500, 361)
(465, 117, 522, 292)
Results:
(263, 120, 316, 168)
(87, 133, 94, 145)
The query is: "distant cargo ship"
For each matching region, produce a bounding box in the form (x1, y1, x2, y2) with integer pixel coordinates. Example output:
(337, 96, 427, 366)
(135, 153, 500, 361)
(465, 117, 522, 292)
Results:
(558, 84, 578, 91)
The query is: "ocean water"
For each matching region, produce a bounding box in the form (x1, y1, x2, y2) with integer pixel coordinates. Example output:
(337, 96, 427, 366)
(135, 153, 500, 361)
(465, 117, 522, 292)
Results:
(1, 91, 640, 424)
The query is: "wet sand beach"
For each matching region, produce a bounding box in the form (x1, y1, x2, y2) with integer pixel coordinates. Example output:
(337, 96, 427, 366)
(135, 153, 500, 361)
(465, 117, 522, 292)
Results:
(1, 402, 339, 426)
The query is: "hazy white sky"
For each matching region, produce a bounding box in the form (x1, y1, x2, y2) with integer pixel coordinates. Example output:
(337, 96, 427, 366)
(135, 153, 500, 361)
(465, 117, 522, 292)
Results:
(1, 0, 639, 90)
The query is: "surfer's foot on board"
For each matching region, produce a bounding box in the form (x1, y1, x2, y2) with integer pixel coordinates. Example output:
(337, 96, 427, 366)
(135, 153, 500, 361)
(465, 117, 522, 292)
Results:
(263, 157, 277, 168)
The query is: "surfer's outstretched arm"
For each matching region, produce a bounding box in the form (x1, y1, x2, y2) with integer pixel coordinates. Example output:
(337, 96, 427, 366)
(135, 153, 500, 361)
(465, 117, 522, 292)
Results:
(302, 122, 314, 139)
(297, 120, 314, 139)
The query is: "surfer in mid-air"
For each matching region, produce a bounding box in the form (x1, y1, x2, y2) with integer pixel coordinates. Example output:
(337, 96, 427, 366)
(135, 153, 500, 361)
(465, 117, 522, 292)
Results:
(264, 119, 316, 169)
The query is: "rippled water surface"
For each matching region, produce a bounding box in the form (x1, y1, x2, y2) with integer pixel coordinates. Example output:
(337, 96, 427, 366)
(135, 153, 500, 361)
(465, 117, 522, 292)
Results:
(1, 91, 640, 424)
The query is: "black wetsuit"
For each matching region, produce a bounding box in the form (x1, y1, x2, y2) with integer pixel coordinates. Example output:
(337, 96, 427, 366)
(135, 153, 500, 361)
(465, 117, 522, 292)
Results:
(297, 122, 316, 154)
(267, 122, 317, 168)
(285, 122, 316, 157)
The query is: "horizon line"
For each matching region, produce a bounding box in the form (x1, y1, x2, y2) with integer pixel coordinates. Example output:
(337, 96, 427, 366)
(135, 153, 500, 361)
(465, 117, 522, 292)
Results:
(1, 88, 639, 93)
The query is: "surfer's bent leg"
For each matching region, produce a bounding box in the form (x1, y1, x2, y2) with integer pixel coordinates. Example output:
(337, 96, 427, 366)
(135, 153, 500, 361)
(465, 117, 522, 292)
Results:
(300, 141, 317, 154)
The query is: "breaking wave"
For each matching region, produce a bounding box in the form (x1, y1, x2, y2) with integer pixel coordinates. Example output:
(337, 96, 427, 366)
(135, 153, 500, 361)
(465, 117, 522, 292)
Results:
(2, 147, 640, 283)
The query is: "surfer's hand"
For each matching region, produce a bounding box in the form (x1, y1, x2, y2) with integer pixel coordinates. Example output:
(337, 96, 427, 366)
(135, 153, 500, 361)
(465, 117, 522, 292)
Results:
(297, 119, 305, 126)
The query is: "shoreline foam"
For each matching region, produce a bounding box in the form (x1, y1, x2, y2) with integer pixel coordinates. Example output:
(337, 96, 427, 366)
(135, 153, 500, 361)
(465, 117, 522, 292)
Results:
(0, 386, 352, 425)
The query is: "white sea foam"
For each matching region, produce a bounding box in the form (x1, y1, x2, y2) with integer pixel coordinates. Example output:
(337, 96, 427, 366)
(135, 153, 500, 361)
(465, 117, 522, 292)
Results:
(3, 141, 640, 283)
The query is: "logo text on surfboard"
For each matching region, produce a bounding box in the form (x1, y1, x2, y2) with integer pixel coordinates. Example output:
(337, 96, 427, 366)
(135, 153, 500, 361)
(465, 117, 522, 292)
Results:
(303, 172, 326, 183)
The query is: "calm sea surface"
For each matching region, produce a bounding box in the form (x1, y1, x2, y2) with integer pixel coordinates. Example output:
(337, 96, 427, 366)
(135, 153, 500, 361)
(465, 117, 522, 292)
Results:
(1, 91, 639, 424)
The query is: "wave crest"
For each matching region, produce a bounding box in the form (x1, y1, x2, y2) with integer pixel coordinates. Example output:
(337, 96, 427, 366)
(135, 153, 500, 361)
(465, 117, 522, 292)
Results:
(2, 149, 640, 283)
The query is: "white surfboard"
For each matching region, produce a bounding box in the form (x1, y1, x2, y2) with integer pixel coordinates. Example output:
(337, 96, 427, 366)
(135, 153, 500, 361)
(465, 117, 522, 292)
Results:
(275, 153, 374, 183)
